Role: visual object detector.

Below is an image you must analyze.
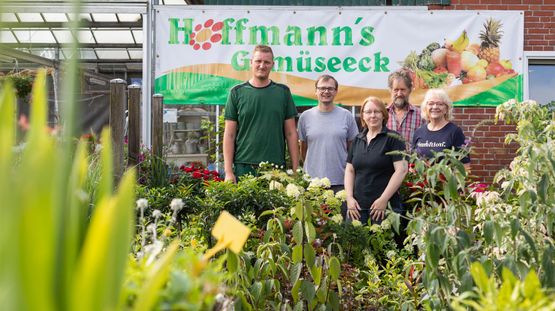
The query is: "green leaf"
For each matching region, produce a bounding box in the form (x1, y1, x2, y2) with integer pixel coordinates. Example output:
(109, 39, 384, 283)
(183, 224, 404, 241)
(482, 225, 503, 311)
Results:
(293, 221, 303, 244)
(290, 263, 302, 285)
(300, 280, 316, 305)
(520, 228, 539, 263)
(133, 242, 179, 311)
(304, 244, 316, 268)
(295, 201, 303, 220)
(305, 221, 316, 243)
(309, 265, 322, 286)
(390, 212, 400, 234)
(510, 219, 520, 239)
(316, 276, 328, 302)
(250, 281, 263, 305)
(291, 279, 301, 303)
(522, 270, 542, 300)
(329, 257, 340, 281)
(541, 246, 555, 288)
(292, 245, 303, 264)
(538, 174, 548, 203)
(469, 262, 490, 293)
(447, 172, 458, 200)
(227, 251, 239, 274)
(426, 244, 440, 270)
(483, 221, 494, 244)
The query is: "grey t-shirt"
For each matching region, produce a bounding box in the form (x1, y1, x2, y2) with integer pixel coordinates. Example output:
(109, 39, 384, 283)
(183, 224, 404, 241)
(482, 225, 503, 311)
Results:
(298, 106, 359, 185)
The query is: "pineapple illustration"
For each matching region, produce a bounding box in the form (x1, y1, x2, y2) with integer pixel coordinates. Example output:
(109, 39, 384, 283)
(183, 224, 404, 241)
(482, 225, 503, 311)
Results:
(478, 18, 503, 63)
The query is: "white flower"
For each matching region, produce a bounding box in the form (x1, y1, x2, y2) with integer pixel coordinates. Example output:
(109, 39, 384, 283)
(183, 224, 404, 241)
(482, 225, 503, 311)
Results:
(144, 240, 164, 265)
(170, 198, 184, 212)
(380, 219, 391, 230)
(331, 214, 343, 224)
(308, 177, 321, 189)
(323, 190, 335, 200)
(152, 209, 162, 218)
(386, 250, 396, 259)
(369, 224, 381, 233)
(303, 174, 311, 181)
(136, 198, 148, 210)
(351, 220, 362, 227)
(335, 190, 347, 201)
(286, 169, 294, 175)
(286, 183, 301, 198)
(146, 223, 156, 233)
(269, 180, 284, 191)
(320, 177, 331, 188)
(296, 168, 303, 173)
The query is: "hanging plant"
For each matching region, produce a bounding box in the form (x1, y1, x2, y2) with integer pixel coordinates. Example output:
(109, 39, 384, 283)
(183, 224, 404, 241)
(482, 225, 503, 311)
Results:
(0, 70, 34, 99)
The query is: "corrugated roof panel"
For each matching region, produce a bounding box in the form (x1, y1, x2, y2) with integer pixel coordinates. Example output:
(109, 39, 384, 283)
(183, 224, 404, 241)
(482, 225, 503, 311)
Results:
(0, 13, 18, 22)
(0, 31, 18, 43)
(13, 30, 57, 43)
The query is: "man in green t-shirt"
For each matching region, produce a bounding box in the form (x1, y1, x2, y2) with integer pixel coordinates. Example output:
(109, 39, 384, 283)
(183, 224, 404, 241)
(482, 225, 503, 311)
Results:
(223, 45, 299, 182)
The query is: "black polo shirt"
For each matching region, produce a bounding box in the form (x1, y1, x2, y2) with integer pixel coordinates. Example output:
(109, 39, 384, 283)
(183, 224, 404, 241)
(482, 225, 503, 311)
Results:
(347, 127, 405, 210)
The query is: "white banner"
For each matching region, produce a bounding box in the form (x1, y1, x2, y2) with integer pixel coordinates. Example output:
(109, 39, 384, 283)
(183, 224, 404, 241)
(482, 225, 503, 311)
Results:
(155, 7, 523, 106)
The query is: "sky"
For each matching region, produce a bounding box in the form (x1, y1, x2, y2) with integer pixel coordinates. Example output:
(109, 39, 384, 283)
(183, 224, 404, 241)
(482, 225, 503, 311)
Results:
(529, 64, 555, 105)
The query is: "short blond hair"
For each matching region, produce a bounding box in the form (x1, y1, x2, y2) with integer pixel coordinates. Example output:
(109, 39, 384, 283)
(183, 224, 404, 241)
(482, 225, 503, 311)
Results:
(421, 89, 453, 121)
(253, 45, 274, 57)
(360, 96, 388, 128)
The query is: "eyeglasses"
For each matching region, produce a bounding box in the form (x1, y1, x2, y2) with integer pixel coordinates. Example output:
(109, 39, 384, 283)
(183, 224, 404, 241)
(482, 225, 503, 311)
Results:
(362, 110, 382, 115)
(316, 86, 336, 92)
(427, 101, 445, 107)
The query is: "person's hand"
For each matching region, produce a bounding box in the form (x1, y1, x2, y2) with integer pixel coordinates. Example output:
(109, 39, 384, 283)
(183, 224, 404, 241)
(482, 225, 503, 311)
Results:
(224, 171, 236, 183)
(346, 197, 361, 220)
(370, 197, 387, 221)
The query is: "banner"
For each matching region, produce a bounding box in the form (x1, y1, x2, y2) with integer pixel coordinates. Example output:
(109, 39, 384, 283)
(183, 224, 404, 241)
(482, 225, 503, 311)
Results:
(154, 7, 523, 106)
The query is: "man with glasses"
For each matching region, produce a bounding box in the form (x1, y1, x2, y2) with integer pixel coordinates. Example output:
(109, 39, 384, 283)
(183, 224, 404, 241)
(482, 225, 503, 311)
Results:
(386, 70, 423, 150)
(223, 45, 299, 182)
(298, 75, 359, 197)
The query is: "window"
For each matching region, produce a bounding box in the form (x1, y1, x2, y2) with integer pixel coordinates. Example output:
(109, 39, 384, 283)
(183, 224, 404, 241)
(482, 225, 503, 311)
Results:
(525, 51, 555, 106)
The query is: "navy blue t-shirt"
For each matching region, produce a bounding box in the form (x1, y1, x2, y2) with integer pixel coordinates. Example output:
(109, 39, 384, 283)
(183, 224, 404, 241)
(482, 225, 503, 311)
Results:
(412, 122, 470, 164)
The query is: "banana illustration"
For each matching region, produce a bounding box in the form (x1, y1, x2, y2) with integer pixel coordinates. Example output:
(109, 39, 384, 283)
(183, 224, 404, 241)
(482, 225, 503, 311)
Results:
(451, 31, 469, 53)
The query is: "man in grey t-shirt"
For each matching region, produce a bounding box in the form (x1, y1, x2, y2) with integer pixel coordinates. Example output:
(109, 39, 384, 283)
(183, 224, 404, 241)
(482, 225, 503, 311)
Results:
(298, 75, 359, 192)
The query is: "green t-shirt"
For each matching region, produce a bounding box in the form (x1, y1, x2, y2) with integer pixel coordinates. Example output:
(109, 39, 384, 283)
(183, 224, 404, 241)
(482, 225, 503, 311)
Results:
(224, 81, 297, 166)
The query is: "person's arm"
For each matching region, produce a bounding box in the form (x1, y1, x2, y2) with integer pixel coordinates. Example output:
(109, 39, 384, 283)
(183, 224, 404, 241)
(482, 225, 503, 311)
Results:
(300, 140, 308, 162)
(223, 120, 238, 183)
(344, 162, 361, 220)
(284, 118, 299, 171)
(369, 160, 408, 221)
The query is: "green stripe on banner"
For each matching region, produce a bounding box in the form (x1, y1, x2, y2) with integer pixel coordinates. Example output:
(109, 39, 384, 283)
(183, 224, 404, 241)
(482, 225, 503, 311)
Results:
(155, 72, 317, 106)
(453, 75, 523, 107)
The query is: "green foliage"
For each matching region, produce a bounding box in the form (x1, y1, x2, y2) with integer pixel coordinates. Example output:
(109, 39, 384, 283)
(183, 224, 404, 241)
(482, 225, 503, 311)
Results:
(0, 71, 136, 311)
(452, 262, 555, 310)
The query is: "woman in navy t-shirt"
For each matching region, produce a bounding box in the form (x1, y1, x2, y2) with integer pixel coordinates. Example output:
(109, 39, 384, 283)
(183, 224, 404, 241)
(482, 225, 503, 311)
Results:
(412, 89, 470, 169)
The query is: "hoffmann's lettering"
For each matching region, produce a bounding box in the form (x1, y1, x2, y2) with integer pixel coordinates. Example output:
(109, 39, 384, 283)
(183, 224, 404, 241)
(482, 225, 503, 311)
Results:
(167, 17, 391, 73)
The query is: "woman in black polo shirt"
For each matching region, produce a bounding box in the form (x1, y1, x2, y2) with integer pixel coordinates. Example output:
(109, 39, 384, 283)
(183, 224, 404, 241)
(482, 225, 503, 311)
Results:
(345, 96, 408, 225)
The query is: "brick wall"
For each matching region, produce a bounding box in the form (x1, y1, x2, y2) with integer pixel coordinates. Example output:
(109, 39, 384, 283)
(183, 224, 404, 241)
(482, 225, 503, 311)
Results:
(452, 107, 518, 183)
(428, 0, 554, 183)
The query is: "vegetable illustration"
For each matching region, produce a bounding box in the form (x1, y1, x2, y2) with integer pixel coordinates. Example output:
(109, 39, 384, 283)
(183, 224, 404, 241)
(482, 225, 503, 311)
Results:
(446, 50, 462, 76)
(399, 17, 515, 88)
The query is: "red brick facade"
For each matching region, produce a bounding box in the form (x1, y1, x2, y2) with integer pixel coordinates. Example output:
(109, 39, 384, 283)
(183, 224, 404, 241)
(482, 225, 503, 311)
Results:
(429, 1, 553, 183)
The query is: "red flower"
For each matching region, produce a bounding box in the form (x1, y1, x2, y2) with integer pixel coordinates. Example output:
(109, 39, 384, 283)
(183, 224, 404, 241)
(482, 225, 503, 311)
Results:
(192, 171, 202, 179)
(469, 183, 488, 193)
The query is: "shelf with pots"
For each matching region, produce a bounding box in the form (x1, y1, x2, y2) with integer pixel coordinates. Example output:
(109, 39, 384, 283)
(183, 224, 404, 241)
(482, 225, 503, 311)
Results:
(164, 107, 210, 166)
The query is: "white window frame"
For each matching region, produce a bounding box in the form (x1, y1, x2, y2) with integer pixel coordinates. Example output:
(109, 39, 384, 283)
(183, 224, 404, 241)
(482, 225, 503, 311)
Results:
(524, 51, 555, 101)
